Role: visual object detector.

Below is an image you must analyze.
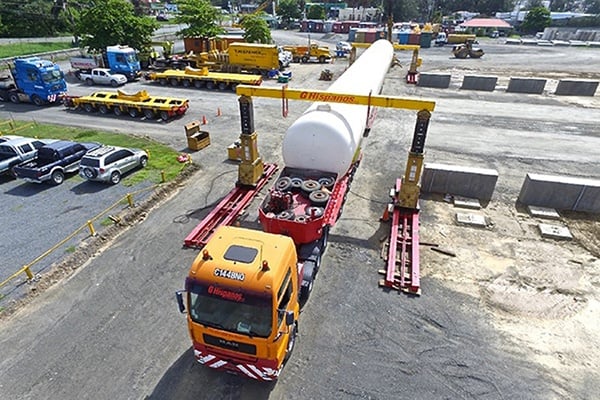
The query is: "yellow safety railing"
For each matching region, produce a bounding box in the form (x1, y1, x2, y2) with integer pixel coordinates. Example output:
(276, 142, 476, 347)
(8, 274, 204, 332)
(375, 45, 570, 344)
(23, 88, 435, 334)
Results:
(0, 173, 166, 290)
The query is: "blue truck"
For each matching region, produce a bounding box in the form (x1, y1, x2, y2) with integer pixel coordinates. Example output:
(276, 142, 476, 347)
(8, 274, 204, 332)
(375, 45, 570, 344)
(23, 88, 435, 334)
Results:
(70, 45, 142, 82)
(0, 57, 67, 106)
(13, 140, 101, 185)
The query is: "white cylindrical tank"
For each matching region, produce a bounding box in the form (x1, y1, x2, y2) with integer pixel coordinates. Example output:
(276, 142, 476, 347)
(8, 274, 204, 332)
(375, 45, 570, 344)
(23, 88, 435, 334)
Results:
(282, 39, 394, 178)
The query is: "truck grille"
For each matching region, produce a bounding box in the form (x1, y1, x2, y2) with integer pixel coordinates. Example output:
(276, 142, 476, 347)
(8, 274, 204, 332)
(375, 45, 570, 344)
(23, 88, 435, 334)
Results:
(203, 334, 257, 355)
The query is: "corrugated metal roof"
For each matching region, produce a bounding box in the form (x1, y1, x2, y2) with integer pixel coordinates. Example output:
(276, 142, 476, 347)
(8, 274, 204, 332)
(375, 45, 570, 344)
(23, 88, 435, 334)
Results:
(460, 18, 512, 28)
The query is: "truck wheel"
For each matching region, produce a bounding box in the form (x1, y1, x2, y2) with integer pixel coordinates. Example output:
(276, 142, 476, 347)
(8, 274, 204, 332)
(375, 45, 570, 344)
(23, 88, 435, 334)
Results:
(9, 92, 19, 104)
(128, 108, 139, 118)
(84, 103, 95, 113)
(110, 80, 119, 87)
(160, 111, 169, 121)
(114, 107, 122, 116)
(31, 95, 44, 106)
(277, 210, 295, 220)
(159, 78, 167, 86)
(206, 81, 215, 90)
(300, 260, 316, 306)
(218, 82, 228, 91)
(320, 226, 329, 252)
(283, 322, 298, 364)
(318, 176, 335, 189)
(182, 79, 191, 88)
(170, 78, 179, 86)
(301, 179, 320, 193)
(51, 170, 64, 185)
(305, 206, 324, 219)
(110, 171, 121, 185)
(301, 56, 309, 63)
(194, 80, 204, 89)
(230, 83, 238, 92)
(290, 177, 303, 191)
(319, 56, 326, 63)
(144, 109, 155, 119)
(275, 176, 292, 191)
(85, 78, 93, 86)
(98, 105, 109, 114)
(309, 190, 330, 206)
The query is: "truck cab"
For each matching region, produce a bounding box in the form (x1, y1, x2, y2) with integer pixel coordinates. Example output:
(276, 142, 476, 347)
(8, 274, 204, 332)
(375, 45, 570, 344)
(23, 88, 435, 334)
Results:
(6, 57, 66, 105)
(176, 226, 300, 381)
(104, 45, 141, 81)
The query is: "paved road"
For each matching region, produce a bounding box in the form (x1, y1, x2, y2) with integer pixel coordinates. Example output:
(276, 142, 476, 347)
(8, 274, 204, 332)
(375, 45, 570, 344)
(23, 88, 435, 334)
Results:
(1, 31, 599, 399)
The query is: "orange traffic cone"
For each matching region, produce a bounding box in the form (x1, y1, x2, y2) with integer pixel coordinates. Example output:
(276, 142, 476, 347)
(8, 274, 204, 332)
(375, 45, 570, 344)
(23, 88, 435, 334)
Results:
(381, 203, 393, 222)
(202, 115, 208, 125)
(216, 107, 222, 117)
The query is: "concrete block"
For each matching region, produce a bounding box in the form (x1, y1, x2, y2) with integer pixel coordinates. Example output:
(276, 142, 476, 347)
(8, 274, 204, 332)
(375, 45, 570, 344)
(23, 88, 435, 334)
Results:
(555, 79, 599, 96)
(454, 196, 481, 210)
(538, 223, 573, 240)
(456, 212, 488, 227)
(518, 173, 600, 213)
(527, 206, 560, 220)
(460, 75, 498, 91)
(507, 77, 547, 94)
(418, 73, 451, 89)
(422, 163, 498, 201)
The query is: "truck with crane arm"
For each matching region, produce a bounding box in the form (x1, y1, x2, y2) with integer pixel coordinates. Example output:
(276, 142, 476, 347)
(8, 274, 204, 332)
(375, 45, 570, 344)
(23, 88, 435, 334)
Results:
(70, 45, 142, 82)
(177, 39, 436, 380)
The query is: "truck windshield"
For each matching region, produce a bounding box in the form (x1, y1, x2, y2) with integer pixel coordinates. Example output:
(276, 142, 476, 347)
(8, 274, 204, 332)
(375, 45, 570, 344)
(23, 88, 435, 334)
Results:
(41, 70, 63, 84)
(125, 53, 139, 64)
(187, 280, 273, 338)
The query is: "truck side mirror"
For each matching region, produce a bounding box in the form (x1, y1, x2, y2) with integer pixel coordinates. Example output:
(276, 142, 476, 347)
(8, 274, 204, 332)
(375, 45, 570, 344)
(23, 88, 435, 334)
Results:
(285, 310, 294, 326)
(175, 290, 186, 313)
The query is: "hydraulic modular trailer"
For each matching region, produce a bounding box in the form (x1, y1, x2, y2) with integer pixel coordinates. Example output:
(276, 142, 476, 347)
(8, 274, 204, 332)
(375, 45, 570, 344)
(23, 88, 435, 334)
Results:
(144, 66, 262, 91)
(63, 89, 189, 121)
(180, 40, 436, 381)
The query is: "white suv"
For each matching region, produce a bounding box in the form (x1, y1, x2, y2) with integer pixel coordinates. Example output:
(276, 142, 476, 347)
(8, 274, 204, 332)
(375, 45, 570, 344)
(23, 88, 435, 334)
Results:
(79, 145, 148, 184)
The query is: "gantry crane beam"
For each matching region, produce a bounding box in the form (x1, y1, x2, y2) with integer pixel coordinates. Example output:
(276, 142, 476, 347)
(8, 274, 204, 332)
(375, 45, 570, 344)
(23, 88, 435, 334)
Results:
(235, 85, 435, 112)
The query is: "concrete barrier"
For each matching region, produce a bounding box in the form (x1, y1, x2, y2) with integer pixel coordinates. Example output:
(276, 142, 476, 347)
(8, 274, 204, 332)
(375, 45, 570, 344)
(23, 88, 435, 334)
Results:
(418, 73, 451, 89)
(507, 77, 547, 94)
(421, 163, 499, 201)
(461, 75, 498, 91)
(554, 79, 599, 96)
(518, 173, 600, 213)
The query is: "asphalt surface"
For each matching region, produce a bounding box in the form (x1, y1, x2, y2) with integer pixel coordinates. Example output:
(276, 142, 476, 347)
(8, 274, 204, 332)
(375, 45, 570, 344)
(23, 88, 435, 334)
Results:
(1, 30, 599, 399)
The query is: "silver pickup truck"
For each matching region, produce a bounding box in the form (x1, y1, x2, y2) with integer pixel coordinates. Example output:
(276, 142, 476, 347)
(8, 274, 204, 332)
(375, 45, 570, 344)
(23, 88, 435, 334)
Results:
(0, 137, 56, 177)
(77, 68, 127, 87)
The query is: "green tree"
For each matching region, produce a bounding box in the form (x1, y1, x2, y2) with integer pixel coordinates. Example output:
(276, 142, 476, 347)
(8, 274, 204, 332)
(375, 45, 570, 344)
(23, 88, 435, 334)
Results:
(240, 13, 272, 43)
(174, 0, 225, 38)
(277, 0, 301, 27)
(0, 0, 68, 37)
(584, 0, 600, 13)
(306, 4, 325, 19)
(74, 0, 157, 52)
(521, 6, 551, 34)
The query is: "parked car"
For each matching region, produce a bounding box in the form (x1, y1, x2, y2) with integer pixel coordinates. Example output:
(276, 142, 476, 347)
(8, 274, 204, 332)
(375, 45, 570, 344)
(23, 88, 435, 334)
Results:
(336, 41, 352, 52)
(0, 137, 57, 177)
(0, 135, 23, 143)
(13, 140, 101, 185)
(78, 145, 148, 184)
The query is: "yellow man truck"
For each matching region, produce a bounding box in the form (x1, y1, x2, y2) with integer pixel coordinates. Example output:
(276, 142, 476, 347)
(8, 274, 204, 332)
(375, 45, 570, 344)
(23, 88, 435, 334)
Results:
(282, 43, 332, 63)
(62, 89, 189, 121)
(176, 225, 299, 381)
(144, 66, 262, 91)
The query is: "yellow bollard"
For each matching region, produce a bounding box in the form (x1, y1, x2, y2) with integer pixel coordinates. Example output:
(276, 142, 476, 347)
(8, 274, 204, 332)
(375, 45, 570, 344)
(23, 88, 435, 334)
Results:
(127, 193, 134, 208)
(161, 170, 166, 183)
(23, 265, 33, 280)
(87, 220, 96, 236)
